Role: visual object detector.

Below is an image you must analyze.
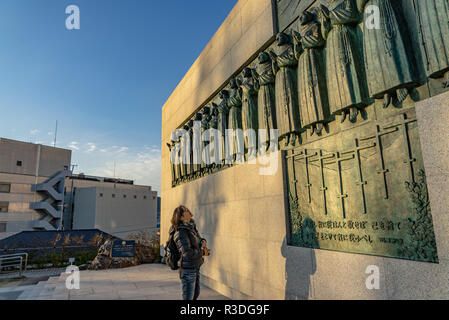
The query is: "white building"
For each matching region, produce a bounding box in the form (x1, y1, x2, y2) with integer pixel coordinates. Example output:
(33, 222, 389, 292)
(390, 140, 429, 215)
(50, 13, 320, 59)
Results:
(0, 137, 158, 240)
(72, 186, 157, 239)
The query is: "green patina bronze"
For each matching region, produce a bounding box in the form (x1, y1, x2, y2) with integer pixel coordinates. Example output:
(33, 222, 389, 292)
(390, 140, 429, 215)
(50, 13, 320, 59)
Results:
(253, 52, 277, 149)
(227, 78, 244, 163)
(293, 8, 331, 136)
(358, 0, 419, 108)
(415, 0, 449, 86)
(270, 32, 301, 147)
(241, 67, 259, 160)
(167, 0, 445, 263)
(201, 106, 211, 174)
(322, 0, 369, 123)
(209, 104, 221, 167)
(285, 110, 438, 263)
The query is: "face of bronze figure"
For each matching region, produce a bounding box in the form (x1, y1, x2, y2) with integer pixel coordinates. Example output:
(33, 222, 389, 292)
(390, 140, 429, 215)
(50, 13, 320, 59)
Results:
(188, 120, 194, 127)
(230, 78, 237, 89)
(219, 89, 228, 99)
(243, 68, 252, 78)
(300, 11, 314, 26)
(277, 32, 289, 46)
(259, 52, 269, 64)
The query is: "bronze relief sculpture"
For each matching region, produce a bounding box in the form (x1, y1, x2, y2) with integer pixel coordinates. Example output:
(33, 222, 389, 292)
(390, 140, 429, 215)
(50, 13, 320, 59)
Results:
(187, 120, 195, 179)
(201, 107, 211, 174)
(293, 9, 331, 136)
(209, 105, 221, 168)
(253, 52, 277, 150)
(167, 139, 177, 186)
(241, 67, 259, 160)
(320, 0, 369, 123)
(212, 89, 229, 166)
(227, 78, 244, 163)
(358, 0, 419, 107)
(180, 124, 191, 179)
(174, 134, 182, 184)
(192, 113, 203, 177)
(414, 0, 449, 87)
(269, 32, 301, 147)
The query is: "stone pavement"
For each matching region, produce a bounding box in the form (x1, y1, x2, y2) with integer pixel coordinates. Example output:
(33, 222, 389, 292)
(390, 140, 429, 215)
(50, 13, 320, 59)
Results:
(0, 263, 230, 300)
(0, 267, 66, 280)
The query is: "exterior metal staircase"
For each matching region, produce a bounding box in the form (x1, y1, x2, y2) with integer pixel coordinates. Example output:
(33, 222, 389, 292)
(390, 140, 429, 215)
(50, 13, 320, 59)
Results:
(30, 170, 71, 230)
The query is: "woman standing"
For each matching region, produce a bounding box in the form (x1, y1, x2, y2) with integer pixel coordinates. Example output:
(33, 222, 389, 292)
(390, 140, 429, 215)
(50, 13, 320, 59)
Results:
(170, 206, 210, 300)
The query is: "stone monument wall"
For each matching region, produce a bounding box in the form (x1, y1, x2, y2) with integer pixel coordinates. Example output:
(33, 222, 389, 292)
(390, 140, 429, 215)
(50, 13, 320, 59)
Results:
(161, 0, 449, 299)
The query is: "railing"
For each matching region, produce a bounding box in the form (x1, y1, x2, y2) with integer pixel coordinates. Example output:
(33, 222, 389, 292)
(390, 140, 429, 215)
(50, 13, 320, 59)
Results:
(0, 252, 28, 276)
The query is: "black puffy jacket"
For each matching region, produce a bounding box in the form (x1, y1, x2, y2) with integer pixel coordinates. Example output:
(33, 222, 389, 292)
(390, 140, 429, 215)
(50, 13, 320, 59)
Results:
(172, 222, 205, 270)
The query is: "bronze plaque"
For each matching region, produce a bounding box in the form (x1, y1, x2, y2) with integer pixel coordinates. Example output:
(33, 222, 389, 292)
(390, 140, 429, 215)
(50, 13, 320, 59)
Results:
(285, 110, 438, 263)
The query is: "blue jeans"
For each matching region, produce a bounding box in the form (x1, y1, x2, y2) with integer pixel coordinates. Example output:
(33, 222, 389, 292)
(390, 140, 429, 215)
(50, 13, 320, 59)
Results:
(179, 268, 200, 300)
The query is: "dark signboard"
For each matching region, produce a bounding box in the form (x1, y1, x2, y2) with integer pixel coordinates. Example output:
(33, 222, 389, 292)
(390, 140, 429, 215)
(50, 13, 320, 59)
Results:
(111, 240, 135, 258)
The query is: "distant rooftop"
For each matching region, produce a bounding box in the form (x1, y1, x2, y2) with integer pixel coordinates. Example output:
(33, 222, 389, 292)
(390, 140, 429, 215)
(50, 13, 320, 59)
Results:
(0, 137, 72, 152)
(71, 173, 134, 185)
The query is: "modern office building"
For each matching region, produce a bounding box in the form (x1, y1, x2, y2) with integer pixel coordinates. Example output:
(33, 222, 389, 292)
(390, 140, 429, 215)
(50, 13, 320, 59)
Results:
(0, 138, 71, 239)
(0, 138, 158, 240)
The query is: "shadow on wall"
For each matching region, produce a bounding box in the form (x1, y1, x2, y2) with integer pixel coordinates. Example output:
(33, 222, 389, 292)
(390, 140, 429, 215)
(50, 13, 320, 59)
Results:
(281, 217, 318, 300)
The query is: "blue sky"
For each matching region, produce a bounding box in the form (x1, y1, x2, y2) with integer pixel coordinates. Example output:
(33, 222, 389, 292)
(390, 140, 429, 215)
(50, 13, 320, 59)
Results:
(0, 0, 238, 192)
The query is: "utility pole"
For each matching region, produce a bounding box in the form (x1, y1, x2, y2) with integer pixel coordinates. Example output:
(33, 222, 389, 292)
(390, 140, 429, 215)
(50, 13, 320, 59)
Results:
(66, 164, 78, 231)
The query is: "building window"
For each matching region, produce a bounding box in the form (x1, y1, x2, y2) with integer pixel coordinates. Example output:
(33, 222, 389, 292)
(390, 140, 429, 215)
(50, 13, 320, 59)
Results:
(134, 195, 137, 199)
(0, 183, 11, 193)
(0, 222, 6, 233)
(144, 196, 147, 200)
(99, 193, 103, 198)
(123, 195, 127, 198)
(112, 194, 116, 198)
(16, 161, 22, 167)
(0, 202, 8, 213)
(153, 196, 156, 200)
(64, 166, 69, 170)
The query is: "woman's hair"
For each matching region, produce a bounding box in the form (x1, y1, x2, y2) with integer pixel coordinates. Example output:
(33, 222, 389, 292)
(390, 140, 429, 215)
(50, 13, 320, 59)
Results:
(171, 205, 190, 230)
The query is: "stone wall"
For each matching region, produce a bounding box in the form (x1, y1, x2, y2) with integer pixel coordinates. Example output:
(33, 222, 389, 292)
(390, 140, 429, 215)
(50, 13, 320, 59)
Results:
(161, 0, 449, 299)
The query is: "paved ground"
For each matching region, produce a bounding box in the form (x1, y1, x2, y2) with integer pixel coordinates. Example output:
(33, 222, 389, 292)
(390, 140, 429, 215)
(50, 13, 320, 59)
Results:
(0, 268, 66, 280)
(0, 263, 229, 300)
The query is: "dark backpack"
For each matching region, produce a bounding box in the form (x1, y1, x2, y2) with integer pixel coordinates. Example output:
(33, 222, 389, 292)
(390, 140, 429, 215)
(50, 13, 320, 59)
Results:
(165, 231, 181, 270)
